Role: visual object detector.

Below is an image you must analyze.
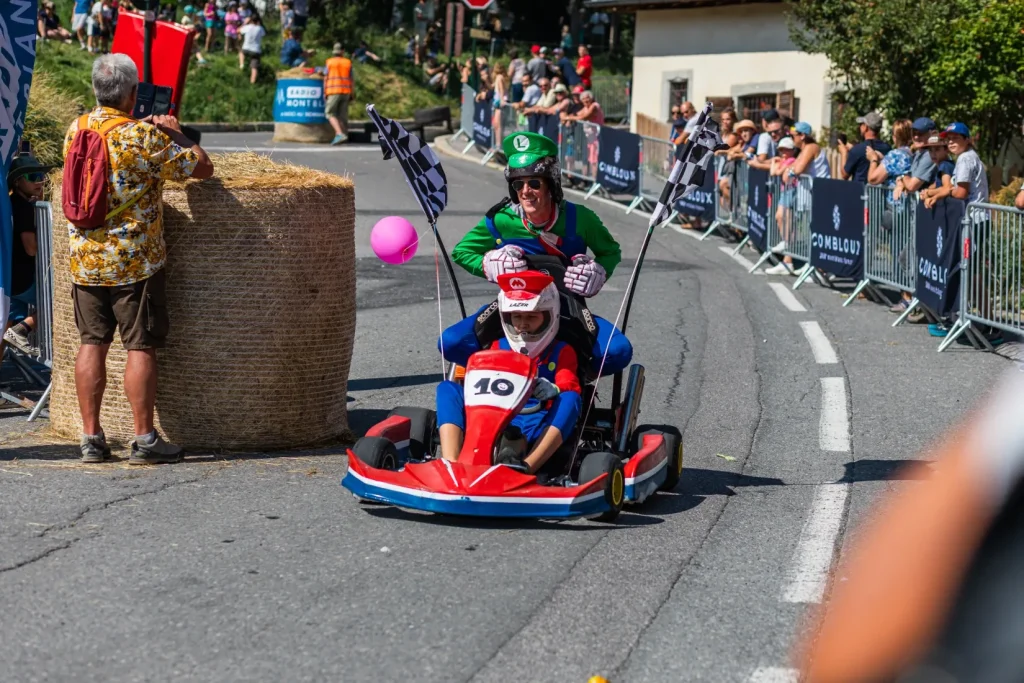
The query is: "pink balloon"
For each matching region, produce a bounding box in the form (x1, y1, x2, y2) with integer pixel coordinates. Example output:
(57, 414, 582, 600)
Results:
(371, 216, 418, 265)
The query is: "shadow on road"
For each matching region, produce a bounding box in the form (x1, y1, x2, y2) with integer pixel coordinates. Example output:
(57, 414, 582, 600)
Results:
(837, 458, 933, 483)
(348, 374, 439, 392)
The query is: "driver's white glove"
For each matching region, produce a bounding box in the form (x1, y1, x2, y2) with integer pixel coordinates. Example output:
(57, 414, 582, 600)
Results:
(532, 377, 561, 402)
(482, 245, 527, 282)
(564, 254, 607, 297)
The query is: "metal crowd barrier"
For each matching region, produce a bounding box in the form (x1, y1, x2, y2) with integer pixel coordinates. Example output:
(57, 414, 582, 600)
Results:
(28, 201, 54, 420)
(590, 75, 630, 123)
(559, 120, 602, 196)
(781, 175, 815, 284)
(454, 83, 476, 144)
(635, 133, 675, 216)
(847, 185, 920, 317)
(941, 203, 1024, 352)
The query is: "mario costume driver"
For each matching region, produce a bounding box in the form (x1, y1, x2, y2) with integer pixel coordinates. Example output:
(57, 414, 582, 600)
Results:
(436, 272, 582, 474)
(442, 131, 633, 374)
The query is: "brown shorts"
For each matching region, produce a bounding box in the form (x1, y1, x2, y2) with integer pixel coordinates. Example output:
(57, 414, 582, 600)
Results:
(72, 270, 169, 350)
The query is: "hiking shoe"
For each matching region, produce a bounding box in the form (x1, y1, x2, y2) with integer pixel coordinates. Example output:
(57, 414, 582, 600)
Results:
(330, 133, 347, 146)
(80, 433, 112, 463)
(3, 324, 35, 356)
(129, 433, 184, 465)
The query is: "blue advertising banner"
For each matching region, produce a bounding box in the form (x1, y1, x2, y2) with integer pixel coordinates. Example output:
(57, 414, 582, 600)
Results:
(674, 164, 716, 223)
(472, 98, 493, 149)
(810, 178, 864, 279)
(527, 112, 560, 141)
(914, 198, 965, 317)
(595, 125, 640, 195)
(746, 167, 770, 252)
(273, 79, 326, 124)
(0, 0, 39, 325)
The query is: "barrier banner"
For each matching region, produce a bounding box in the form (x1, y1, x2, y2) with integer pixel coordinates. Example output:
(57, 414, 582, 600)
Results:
(472, 98, 493, 149)
(914, 198, 965, 316)
(595, 126, 640, 195)
(810, 178, 864, 279)
(673, 164, 715, 222)
(746, 167, 770, 251)
(272, 79, 326, 123)
(528, 113, 561, 140)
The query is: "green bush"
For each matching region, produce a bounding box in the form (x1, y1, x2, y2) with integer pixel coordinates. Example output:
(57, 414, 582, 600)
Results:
(22, 72, 85, 167)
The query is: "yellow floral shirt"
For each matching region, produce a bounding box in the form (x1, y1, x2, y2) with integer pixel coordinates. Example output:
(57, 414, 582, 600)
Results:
(63, 106, 199, 286)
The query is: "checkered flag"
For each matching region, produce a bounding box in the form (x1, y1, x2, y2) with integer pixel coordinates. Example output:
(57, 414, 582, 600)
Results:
(649, 102, 729, 228)
(366, 104, 448, 222)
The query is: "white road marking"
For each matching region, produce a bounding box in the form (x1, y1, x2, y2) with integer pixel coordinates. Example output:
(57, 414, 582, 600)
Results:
(748, 667, 800, 683)
(670, 223, 703, 240)
(718, 246, 765, 274)
(782, 483, 849, 603)
(204, 145, 382, 153)
(768, 282, 807, 312)
(800, 321, 838, 364)
(819, 377, 850, 452)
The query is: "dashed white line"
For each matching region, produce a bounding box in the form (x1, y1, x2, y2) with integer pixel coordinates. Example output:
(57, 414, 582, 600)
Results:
(819, 377, 850, 452)
(782, 483, 849, 603)
(800, 321, 838, 364)
(748, 667, 800, 683)
(718, 246, 765, 274)
(768, 282, 807, 312)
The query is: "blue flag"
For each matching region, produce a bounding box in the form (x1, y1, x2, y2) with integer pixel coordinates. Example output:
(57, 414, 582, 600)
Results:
(0, 0, 39, 326)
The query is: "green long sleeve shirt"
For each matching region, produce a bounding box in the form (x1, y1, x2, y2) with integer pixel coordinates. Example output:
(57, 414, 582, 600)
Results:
(451, 201, 622, 279)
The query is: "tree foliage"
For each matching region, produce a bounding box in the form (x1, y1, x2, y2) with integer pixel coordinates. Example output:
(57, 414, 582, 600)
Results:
(787, 0, 1024, 163)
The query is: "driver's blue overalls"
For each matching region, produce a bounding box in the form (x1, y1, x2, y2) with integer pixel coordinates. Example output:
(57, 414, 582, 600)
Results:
(436, 339, 582, 443)
(439, 203, 633, 376)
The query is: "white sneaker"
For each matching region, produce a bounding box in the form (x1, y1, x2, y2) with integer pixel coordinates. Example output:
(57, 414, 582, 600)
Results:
(764, 262, 791, 275)
(771, 240, 787, 254)
(794, 263, 811, 277)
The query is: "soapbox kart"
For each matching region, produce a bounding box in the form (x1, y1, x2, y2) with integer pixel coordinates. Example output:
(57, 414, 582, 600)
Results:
(341, 255, 683, 523)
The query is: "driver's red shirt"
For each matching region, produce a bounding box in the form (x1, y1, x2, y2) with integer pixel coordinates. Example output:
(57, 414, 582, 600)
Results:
(489, 340, 581, 394)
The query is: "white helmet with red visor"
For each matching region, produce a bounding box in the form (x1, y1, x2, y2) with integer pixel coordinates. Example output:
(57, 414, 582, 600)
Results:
(496, 271, 561, 358)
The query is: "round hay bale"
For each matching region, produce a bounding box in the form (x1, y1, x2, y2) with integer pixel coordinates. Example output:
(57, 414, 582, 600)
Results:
(48, 153, 356, 450)
(272, 70, 335, 143)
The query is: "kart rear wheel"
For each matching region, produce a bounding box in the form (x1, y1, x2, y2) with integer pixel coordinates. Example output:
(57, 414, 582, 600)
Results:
(388, 407, 437, 460)
(633, 425, 684, 492)
(578, 451, 625, 523)
(351, 437, 399, 471)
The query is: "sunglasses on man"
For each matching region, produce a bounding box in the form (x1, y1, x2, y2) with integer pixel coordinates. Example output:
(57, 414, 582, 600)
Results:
(512, 178, 543, 192)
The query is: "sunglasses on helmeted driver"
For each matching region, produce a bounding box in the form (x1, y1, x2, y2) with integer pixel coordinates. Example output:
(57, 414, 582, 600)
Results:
(512, 178, 543, 192)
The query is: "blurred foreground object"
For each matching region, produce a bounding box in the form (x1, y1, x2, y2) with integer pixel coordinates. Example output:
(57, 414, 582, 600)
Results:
(801, 370, 1024, 682)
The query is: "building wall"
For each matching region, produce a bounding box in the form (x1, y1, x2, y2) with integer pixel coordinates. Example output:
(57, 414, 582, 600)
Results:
(630, 4, 833, 135)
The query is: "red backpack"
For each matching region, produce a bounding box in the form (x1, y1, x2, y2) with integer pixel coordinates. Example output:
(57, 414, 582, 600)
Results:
(62, 114, 138, 229)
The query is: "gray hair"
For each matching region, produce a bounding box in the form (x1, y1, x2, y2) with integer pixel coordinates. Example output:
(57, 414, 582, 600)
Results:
(581, 90, 594, 100)
(92, 54, 139, 109)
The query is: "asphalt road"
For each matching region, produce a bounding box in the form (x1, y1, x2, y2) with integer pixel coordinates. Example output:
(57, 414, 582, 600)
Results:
(0, 133, 1015, 683)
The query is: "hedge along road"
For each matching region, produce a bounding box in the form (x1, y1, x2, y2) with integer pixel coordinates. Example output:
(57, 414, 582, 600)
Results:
(0, 134, 1010, 683)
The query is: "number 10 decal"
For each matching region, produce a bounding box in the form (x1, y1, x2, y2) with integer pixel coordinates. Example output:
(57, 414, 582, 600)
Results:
(473, 377, 515, 396)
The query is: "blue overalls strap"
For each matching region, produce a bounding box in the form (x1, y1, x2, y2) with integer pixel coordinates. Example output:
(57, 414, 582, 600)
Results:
(485, 213, 503, 243)
(564, 202, 577, 239)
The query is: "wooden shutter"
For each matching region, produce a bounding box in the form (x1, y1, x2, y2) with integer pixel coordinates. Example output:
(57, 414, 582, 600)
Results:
(775, 90, 796, 121)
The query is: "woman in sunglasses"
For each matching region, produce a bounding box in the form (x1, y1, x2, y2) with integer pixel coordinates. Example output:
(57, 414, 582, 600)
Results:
(445, 131, 632, 375)
(3, 154, 51, 356)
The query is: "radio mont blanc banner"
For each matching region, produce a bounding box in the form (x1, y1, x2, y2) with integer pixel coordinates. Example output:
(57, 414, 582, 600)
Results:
(595, 125, 640, 195)
(0, 0, 39, 328)
(273, 79, 326, 124)
(914, 197, 965, 317)
(673, 162, 715, 223)
(527, 112, 560, 141)
(745, 166, 770, 252)
(809, 178, 864, 280)
(472, 98, 493, 149)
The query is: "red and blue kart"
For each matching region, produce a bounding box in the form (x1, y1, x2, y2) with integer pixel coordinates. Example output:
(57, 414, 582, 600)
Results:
(341, 257, 684, 522)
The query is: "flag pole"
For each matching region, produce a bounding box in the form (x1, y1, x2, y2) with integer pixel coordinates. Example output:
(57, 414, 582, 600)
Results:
(367, 105, 467, 319)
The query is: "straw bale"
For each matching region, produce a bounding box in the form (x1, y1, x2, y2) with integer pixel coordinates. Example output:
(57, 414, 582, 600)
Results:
(48, 153, 357, 451)
(273, 122, 336, 144)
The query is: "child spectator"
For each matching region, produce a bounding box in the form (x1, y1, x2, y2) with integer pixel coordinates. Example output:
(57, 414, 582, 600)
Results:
(203, 0, 217, 52)
(280, 0, 294, 34)
(224, 2, 240, 54)
(3, 155, 50, 357)
(920, 134, 956, 209)
(86, 0, 105, 53)
(943, 122, 988, 205)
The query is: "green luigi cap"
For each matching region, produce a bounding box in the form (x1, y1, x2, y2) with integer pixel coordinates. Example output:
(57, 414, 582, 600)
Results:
(503, 132, 558, 169)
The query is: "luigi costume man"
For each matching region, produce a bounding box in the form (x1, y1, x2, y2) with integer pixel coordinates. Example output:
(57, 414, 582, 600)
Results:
(441, 131, 632, 375)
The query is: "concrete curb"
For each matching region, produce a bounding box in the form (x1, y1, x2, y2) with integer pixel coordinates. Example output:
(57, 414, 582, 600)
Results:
(432, 134, 506, 172)
(185, 118, 425, 134)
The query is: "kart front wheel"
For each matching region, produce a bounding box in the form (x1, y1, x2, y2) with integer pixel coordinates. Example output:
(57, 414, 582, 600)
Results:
(633, 424, 683, 492)
(351, 437, 399, 471)
(579, 451, 624, 523)
(388, 406, 437, 460)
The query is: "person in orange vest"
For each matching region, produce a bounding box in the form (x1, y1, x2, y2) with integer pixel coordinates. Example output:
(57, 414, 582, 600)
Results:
(324, 43, 354, 146)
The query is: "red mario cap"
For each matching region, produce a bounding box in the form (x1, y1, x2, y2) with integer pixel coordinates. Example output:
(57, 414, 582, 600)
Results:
(497, 271, 554, 300)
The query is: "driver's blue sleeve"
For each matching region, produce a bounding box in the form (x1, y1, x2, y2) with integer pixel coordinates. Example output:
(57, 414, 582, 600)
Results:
(438, 304, 491, 367)
(512, 390, 582, 443)
(593, 316, 632, 376)
(436, 380, 466, 431)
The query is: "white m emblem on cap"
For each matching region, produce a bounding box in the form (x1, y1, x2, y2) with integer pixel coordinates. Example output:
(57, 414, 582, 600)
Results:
(513, 135, 530, 152)
(509, 277, 527, 290)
